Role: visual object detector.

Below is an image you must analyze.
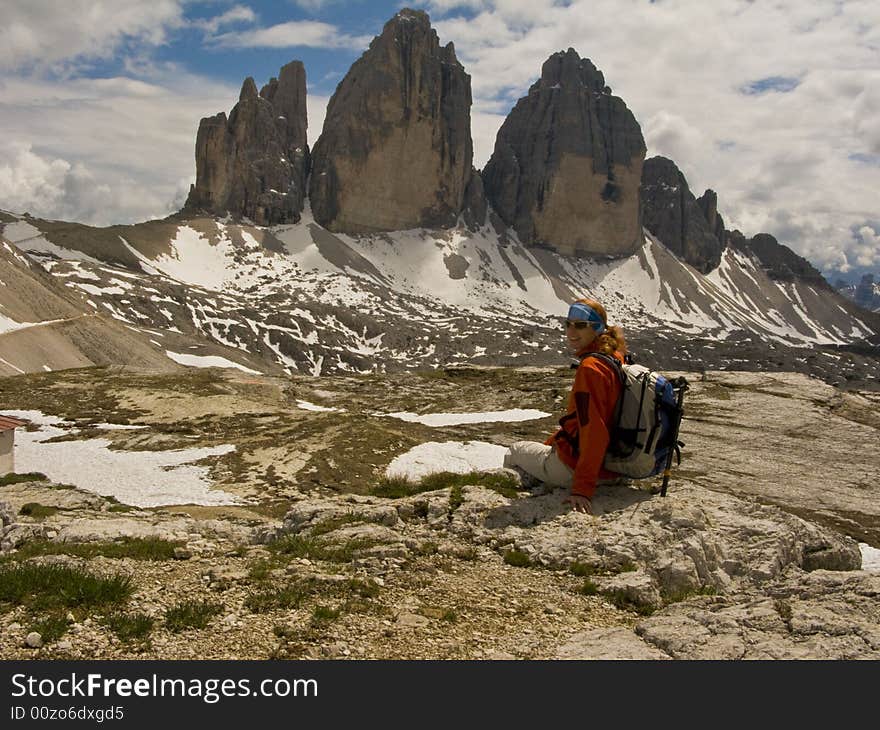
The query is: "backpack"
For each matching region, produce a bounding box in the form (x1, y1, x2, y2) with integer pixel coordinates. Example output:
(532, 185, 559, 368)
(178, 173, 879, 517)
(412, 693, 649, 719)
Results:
(588, 353, 688, 485)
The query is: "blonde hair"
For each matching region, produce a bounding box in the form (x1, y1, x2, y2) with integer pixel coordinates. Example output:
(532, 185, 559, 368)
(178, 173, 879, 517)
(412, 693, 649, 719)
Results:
(575, 297, 627, 357)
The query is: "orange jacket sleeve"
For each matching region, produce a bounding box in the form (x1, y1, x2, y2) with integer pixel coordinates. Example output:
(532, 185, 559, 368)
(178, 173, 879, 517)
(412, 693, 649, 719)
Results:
(569, 357, 620, 499)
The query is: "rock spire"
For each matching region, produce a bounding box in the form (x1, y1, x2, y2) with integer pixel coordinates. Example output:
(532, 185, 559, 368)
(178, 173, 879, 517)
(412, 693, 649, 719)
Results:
(185, 61, 309, 225)
(482, 49, 646, 257)
(640, 156, 725, 274)
(309, 9, 478, 233)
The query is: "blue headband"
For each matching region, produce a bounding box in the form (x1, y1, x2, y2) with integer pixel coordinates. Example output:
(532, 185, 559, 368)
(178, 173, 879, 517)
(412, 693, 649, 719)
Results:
(568, 303, 605, 334)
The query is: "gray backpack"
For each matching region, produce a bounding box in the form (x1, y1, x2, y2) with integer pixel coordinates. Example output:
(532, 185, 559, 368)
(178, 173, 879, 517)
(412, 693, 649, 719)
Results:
(588, 354, 688, 487)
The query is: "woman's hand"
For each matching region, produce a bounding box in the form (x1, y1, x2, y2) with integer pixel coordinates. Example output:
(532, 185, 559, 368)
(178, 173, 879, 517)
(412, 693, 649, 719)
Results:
(565, 494, 592, 514)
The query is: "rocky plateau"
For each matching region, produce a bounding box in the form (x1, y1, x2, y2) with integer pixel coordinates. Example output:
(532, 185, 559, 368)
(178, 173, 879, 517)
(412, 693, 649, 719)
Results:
(1, 365, 878, 660)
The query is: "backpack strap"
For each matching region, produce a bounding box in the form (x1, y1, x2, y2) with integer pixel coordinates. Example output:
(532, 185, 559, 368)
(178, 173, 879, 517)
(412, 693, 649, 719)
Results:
(581, 352, 627, 453)
(581, 351, 625, 386)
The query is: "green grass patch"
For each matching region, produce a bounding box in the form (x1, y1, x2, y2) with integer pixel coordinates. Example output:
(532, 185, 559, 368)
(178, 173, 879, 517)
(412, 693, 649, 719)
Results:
(11, 538, 181, 562)
(308, 513, 368, 537)
(0, 563, 132, 612)
(311, 605, 341, 624)
(441, 609, 458, 623)
(164, 600, 222, 632)
(18, 503, 59, 519)
(448, 485, 464, 516)
(0, 472, 48, 486)
(372, 470, 520, 500)
(601, 589, 656, 616)
(570, 562, 597, 577)
(247, 559, 273, 582)
(102, 612, 154, 643)
(107, 504, 136, 514)
(245, 576, 379, 614)
(579, 579, 600, 596)
(245, 585, 308, 613)
(503, 549, 531, 568)
(661, 585, 718, 604)
(28, 613, 70, 643)
(268, 534, 381, 564)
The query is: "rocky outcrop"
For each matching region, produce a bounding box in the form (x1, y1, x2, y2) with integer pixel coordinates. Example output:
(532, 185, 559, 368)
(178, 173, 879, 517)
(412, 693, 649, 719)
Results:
(729, 230, 828, 287)
(185, 61, 309, 226)
(482, 49, 646, 257)
(273, 479, 876, 659)
(641, 156, 725, 273)
(309, 9, 475, 233)
(696, 189, 726, 245)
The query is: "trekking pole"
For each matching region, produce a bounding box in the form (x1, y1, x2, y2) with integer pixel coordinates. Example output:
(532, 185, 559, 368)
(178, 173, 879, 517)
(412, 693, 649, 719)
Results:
(660, 377, 689, 497)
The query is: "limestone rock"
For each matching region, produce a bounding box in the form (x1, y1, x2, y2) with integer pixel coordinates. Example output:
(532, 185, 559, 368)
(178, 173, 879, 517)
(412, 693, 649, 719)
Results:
(696, 189, 726, 245)
(555, 627, 671, 660)
(461, 168, 488, 229)
(729, 230, 829, 286)
(482, 48, 646, 257)
(309, 9, 474, 233)
(641, 156, 725, 273)
(634, 570, 880, 659)
(185, 61, 309, 226)
(25, 632, 43, 649)
(0, 500, 13, 528)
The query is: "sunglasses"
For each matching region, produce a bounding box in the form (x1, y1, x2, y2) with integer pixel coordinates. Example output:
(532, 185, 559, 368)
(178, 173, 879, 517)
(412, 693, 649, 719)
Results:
(564, 320, 593, 330)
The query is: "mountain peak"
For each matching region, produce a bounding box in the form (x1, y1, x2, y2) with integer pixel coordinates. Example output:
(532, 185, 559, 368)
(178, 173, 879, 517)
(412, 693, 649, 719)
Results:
(308, 9, 475, 233)
(539, 48, 606, 92)
(239, 77, 258, 102)
(482, 51, 645, 257)
(185, 63, 309, 226)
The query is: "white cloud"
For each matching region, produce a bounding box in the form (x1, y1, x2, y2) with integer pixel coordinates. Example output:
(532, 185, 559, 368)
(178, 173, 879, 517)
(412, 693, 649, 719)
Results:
(192, 5, 257, 35)
(431, 0, 880, 276)
(0, 0, 186, 72)
(852, 226, 880, 269)
(291, 0, 352, 10)
(0, 72, 237, 225)
(211, 20, 372, 50)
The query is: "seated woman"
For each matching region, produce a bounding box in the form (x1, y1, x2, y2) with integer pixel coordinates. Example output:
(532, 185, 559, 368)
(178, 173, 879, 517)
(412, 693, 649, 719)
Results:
(503, 297, 626, 514)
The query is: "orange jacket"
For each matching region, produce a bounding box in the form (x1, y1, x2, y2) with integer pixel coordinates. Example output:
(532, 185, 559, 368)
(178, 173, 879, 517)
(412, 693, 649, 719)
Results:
(545, 343, 623, 498)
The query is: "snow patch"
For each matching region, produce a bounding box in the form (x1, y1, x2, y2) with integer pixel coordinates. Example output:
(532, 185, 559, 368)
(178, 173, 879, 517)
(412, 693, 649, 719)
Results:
(385, 440, 508, 481)
(6, 410, 241, 507)
(380, 409, 550, 427)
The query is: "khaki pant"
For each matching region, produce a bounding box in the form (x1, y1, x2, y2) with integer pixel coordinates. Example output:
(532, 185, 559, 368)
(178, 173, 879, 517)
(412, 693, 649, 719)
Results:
(503, 441, 573, 488)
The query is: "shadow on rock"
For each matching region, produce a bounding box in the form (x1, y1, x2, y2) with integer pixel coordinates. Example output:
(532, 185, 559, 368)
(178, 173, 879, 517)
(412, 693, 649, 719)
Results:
(482, 483, 654, 529)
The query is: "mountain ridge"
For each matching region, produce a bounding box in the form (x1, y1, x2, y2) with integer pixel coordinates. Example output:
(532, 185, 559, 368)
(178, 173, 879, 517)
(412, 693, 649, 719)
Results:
(2, 207, 878, 389)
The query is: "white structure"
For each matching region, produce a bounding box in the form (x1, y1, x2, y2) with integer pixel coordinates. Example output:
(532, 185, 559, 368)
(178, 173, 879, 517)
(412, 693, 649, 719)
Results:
(0, 415, 27, 475)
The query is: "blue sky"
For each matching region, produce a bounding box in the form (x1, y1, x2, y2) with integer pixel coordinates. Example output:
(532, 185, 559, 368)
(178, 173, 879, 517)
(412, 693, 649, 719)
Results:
(1, 0, 878, 282)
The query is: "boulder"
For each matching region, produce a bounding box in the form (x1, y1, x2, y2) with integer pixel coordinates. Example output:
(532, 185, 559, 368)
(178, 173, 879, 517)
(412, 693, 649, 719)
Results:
(309, 9, 474, 233)
(482, 48, 646, 257)
(185, 61, 309, 226)
(641, 156, 725, 273)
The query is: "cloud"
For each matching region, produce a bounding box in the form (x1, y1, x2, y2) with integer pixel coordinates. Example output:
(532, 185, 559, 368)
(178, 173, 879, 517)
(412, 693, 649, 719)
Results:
(0, 141, 174, 225)
(431, 0, 880, 276)
(2, 0, 879, 281)
(0, 0, 186, 72)
(211, 20, 372, 50)
(0, 72, 237, 226)
(290, 0, 357, 11)
(191, 5, 257, 36)
(852, 225, 880, 269)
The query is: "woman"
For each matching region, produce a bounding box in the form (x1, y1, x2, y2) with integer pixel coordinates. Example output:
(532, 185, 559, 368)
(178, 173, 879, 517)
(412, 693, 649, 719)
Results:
(503, 297, 627, 514)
